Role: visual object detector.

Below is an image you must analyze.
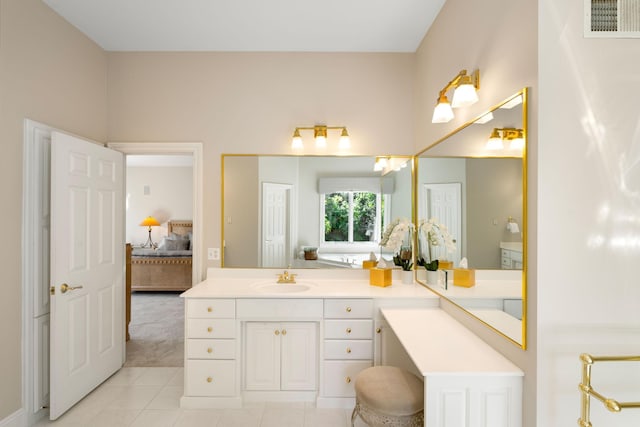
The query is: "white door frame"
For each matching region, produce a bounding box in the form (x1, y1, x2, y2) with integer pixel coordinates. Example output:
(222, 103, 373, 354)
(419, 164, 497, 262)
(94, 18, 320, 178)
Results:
(107, 142, 203, 285)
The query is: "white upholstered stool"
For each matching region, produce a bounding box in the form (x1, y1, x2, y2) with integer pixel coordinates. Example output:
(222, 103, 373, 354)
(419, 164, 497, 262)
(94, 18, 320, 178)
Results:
(351, 366, 424, 427)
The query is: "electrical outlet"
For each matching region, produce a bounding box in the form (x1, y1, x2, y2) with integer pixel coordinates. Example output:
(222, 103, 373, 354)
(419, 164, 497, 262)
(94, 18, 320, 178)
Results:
(208, 248, 220, 260)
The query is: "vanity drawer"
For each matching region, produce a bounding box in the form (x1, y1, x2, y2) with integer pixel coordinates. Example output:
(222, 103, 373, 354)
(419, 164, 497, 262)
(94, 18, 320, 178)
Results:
(185, 360, 236, 396)
(236, 299, 323, 319)
(323, 360, 372, 397)
(187, 338, 236, 360)
(187, 319, 236, 339)
(324, 299, 373, 319)
(187, 299, 236, 319)
(324, 319, 373, 339)
(324, 339, 373, 360)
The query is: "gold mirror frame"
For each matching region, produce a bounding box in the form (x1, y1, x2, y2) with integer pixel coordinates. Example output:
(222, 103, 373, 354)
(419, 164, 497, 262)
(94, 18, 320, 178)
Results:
(413, 88, 528, 349)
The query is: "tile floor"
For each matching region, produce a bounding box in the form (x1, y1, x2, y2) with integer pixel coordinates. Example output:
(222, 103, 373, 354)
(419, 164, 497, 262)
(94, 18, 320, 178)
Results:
(34, 367, 367, 427)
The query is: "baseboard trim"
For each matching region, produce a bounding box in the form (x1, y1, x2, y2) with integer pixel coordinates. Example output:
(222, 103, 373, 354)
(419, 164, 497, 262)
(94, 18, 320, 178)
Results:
(0, 408, 26, 427)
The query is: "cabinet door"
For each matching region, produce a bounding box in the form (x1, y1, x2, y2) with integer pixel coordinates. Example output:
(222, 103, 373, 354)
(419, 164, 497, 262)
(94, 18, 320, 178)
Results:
(280, 322, 317, 391)
(244, 322, 280, 390)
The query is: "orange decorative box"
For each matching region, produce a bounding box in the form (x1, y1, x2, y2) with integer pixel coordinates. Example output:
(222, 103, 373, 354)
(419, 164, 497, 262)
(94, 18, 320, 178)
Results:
(362, 260, 378, 269)
(453, 268, 475, 287)
(438, 260, 453, 270)
(369, 268, 392, 287)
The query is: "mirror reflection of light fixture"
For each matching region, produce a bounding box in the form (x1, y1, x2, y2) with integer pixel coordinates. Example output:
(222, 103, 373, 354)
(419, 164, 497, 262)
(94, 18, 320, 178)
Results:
(291, 125, 350, 150)
(432, 69, 480, 123)
(486, 127, 525, 150)
(373, 156, 388, 171)
(139, 216, 160, 248)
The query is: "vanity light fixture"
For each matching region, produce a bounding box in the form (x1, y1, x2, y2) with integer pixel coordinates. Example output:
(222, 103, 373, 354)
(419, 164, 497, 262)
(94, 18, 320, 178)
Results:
(431, 69, 480, 123)
(139, 216, 160, 248)
(291, 125, 350, 150)
(486, 128, 525, 150)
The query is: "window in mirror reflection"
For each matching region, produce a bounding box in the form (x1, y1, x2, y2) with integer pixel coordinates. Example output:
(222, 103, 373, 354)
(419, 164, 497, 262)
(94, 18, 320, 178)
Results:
(322, 192, 384, 244)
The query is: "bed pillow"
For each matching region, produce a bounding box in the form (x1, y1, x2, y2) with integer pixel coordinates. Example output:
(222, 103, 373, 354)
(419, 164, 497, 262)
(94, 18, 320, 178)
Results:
(164, 238, 190, 251)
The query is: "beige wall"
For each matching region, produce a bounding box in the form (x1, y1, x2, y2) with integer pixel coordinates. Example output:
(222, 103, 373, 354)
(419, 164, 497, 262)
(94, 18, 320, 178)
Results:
(126, 166, 193, 245)
(414, 0, 538, 425)
(107, 52, 416, 277)
(0, 0, 108, 419)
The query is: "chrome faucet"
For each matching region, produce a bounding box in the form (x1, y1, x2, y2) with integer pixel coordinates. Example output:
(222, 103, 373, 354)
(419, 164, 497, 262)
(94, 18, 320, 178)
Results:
(276, 270, 297, 284)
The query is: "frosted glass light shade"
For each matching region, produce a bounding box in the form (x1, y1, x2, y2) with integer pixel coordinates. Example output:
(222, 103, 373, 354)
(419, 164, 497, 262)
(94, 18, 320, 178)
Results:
(315, 135, 327, 147)
(486, 136, 504, 150)
(291, 135, 303, 149)
(510, 137, 525, 150)
(451, 84, 479, 108)
(338, 128, 350, 149)
(432, 101, 454, 123)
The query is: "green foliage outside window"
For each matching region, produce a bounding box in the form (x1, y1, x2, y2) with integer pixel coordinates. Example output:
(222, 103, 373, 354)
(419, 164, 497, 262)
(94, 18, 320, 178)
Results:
(324, 192, 379, 242)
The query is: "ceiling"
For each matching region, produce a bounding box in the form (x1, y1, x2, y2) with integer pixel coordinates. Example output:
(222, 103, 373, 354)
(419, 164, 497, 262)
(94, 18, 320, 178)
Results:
(42, 0, 446, 52)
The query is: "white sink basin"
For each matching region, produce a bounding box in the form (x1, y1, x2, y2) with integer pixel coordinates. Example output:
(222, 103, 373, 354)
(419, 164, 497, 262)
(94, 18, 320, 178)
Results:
(251, 280, 317, 293)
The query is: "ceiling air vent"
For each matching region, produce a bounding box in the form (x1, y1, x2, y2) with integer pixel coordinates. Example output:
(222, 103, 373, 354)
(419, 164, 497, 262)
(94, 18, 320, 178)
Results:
(585, 0, 640, 37)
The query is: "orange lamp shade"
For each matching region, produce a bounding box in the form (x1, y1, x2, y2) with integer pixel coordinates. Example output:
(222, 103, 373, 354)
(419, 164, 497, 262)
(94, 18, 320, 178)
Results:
(140, 216, 160, 227)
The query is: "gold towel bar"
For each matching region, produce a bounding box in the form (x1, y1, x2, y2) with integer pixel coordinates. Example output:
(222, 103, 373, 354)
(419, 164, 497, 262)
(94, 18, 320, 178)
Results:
(578, 353, 640, 427)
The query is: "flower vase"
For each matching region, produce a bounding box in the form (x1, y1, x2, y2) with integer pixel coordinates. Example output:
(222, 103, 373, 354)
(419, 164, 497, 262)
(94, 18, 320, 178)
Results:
(426, 270, 440, 286)
(401, 270, 414, 284)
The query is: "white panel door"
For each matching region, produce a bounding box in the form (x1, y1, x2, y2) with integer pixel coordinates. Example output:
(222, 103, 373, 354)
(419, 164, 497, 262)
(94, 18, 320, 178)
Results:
(280, 322, 317, 391)
(262, 183, 291, 268)
(424, 183, 462, 266)
(244, 322, 280, 390)
(49, 132, 124, 419)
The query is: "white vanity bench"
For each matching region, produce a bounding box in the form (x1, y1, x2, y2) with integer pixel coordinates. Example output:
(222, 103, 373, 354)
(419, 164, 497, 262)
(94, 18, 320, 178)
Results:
(179, 268, 523, 426)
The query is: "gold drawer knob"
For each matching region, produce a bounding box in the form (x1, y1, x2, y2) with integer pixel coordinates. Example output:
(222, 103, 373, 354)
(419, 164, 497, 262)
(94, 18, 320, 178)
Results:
(346, 347, 352, 354)
(346, 376, 351, 383)
(207, 307, 213, 312)
(206, 377, 213, 383)
(207, 327, 213, 333)
(282, 329, 287, 335)
(207, 347, 213, 353)
(346, 307, 352, 313)
(275, 330, 280, 335)
(346, 328, 352, 334)
(376, 327, 381, 334)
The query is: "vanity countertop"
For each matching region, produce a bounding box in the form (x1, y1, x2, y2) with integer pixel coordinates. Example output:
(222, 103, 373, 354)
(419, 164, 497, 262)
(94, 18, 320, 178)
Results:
(382, 308, 523, 376)
(182, 268, 439, 300)
(499, 241, 523, 252)
(427, 279, 522, 300)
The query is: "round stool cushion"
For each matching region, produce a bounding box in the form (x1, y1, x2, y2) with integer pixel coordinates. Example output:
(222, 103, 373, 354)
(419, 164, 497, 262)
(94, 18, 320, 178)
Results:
(355, 366, 424, 417)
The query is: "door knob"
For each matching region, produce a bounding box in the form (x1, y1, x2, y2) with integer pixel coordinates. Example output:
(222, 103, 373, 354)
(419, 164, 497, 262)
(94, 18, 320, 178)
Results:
(60, 283, 83, 294)
(281, 329, 287, 335)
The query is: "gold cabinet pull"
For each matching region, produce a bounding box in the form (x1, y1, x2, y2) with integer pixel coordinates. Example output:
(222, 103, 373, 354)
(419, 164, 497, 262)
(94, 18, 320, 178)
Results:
(60, 283, 83, 294)
(346, 307, 352, 313)
(207, 307, 213, 312)
(206, 377, 213, 383)
(376, 327, 381, 334)
(346, 328, 352, 334)
(346, 376, 351, 383)
(281, 329, 287, 336)
(207, 327, 213, 333)
(207, 347, 213, 353)
(346, 347, 352, 354)
(275, 330, 280, 335)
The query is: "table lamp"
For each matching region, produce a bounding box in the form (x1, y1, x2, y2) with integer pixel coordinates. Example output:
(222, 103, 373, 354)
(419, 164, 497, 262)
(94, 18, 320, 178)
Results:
(140, 216, 160, 248)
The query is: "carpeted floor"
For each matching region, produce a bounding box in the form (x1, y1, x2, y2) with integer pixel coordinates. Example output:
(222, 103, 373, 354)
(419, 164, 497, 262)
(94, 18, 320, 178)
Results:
(125, 292, 184, 367)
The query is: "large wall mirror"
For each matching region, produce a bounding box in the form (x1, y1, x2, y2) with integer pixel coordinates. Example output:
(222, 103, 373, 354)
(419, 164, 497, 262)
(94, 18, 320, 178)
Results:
(415, 88, 528, 348)
(222, 155, 412, 269)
